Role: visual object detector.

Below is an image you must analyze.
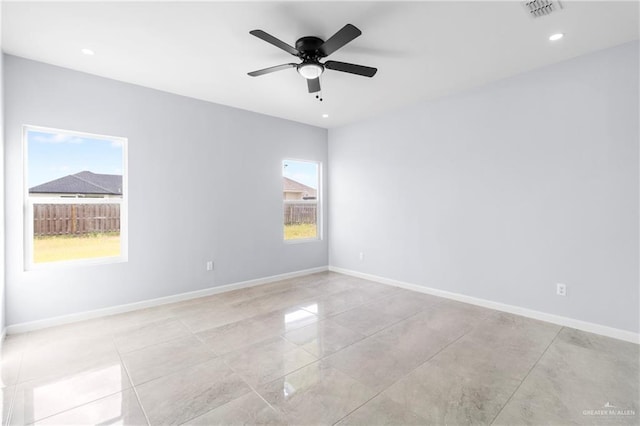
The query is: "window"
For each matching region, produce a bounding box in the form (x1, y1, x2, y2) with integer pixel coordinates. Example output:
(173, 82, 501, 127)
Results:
(24, 126, 127, 269)
(283, 159, 320, 241)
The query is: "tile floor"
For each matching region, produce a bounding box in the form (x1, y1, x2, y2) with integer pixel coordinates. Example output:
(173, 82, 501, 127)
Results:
(0, 272, 637, 425)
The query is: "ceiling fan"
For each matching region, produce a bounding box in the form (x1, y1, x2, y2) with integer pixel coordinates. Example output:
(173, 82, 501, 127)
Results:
(247, 24, 377, 98)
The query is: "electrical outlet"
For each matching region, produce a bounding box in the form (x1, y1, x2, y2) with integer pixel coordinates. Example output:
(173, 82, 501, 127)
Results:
(556, 283, 567, 296)
(359, 252, 364, 261)
(206, 261, 214, 271)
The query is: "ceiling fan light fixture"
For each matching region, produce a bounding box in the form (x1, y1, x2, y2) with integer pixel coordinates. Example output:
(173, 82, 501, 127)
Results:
(298, 63, 324, 80)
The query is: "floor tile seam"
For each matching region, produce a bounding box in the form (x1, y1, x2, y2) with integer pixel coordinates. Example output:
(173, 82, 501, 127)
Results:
(228, 288, 316, 309)
(215, 360, 286, 418)
(370, 324, 477, 399)
(109, 323, 131, 357)
(315, 297, 382, 318)
(212, 334, 288, 358)
(324, 306, 440, 426)
(181, 317, 249, 336)
(177, 316, 202, 340)
(279, 333, 302, 351)
(295, 341, 323, 360)
(330, 384, 429, 426)
(317, 332, 371, 360)
(247, 357, 381, 425)
(175, 387, 258, 426)
(279, 324, 369, 361)
(137, 363, 260, 424)
(168, 298, 237, 313)
(310, 286, 357, 298)
(334, 285, 400, 308)
(178, 318, 225, 344)
(18, 329, 113, 352)
(330, 388, 385, 425)
(180, 307, 284, 335)
(488, 326, 563, 425)
(283, 317, 368, 341)
(181, 360, 292, 426)
(126, 351, 220, 388)
(271, 345, 408, 426)
(23, 387, 128, 426)
(243, 387, 282, 419)
(325, 298, 410, 320)
(11, 349, 127, 390)
(7, 337, 26, 385)
(5, 348, 23, 426)
(116, 348, 152, 426)
(299, 304, 324, 316)
(359, 307, 429, 341)
(113, 323, 198, 356)
(105, 304, 176, 324)
(334, 313, 416, 340)
(364, 285, 425, 303)
(191, 328, 211, 348)
(109, 315, 183, 340)
(214, 333, 298, 359)
(219, 349, 263, 385)
(5, 385, 18, 426)
(313, 355, 387, 397)
(228, 336, 321, 384)
(391, 311, 509, 369)
(294, 297, 322, 317)
(366, 289, 403, 304)
(12, 331, 123, 387)
(107, 335, 136, 394)
(221, 347, 320, 391)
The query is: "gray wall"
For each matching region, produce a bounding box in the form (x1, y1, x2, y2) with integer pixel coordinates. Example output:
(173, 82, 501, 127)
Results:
(4, 55, 328, 326)
(0, 4, 5, 333)
(329, 41, 639, 333)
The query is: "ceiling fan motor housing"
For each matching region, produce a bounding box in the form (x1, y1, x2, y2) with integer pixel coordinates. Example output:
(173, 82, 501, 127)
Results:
(295, 36, 325, 58)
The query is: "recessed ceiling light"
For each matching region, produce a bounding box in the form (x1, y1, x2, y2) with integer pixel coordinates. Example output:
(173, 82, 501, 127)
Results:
(322, 114, 329, 118)
(81, 48, 95, 56)
(549, 33, 564, 41)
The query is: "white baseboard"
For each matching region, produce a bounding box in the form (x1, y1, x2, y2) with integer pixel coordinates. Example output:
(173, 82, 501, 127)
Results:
(6, 266, 328, 335)
(329, 266, 639, 344)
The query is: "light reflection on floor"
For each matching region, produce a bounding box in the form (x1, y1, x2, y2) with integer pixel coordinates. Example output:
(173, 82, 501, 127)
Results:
(26, 364, 125, 423)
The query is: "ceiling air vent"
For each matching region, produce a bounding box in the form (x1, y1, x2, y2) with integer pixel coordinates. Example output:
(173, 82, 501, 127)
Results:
(523, 0, 563, 18)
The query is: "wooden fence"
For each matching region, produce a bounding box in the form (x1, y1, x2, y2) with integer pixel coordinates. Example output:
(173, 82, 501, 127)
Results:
(284, 202, 317, 225)
(33, 204, 120, 237)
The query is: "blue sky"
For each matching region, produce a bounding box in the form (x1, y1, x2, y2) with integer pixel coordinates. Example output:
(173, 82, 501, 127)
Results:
(283, 159, 318, 189)
(27, 130, 124, 188)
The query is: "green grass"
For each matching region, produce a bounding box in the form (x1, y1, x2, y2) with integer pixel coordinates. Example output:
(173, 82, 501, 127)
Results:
(34, 232, 120, 263)
(284, 223, 317, 240)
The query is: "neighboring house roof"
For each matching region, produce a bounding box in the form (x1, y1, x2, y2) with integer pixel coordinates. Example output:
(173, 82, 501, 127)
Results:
(283, 177, 317, 198)
(29, 171, 122, 195)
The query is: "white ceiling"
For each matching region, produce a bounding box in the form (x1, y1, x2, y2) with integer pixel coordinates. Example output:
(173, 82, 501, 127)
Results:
(2, 1, 638, 128)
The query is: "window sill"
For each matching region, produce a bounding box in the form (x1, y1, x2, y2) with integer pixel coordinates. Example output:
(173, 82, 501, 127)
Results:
(283, 238, 322, 245)
(25, 255, 128, 271)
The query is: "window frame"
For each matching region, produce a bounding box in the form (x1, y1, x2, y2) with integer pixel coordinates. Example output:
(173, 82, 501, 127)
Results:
(23, 125, 129, 270)
(282, 158, 322, 244)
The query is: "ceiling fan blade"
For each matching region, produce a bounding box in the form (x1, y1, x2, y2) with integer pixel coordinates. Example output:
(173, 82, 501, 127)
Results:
(307, 78, 321, 93)
(250, 30, 299, 56)
(248, 63, 297, 77)
(324, 60, 377, 77)
(318, 24, 362, 57)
